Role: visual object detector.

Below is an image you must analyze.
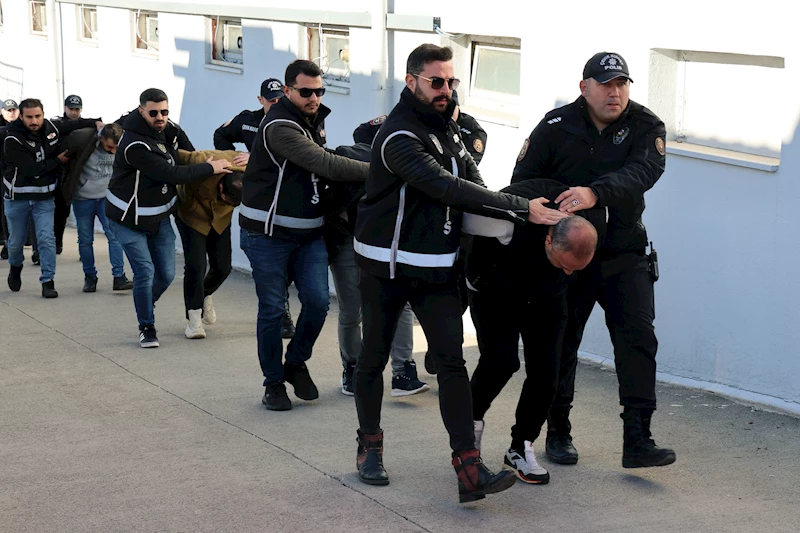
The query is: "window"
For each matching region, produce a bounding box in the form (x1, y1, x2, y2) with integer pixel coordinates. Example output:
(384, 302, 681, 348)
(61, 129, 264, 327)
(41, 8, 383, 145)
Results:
(469, 44, 520, 111)
(30, 0, 47, 35)
(210, 17, 242, 65)
(650, 49, 784, 161)
(309, 27, 350, 84)
(78, 6, 98, 43)
(133, 10, 158, 54)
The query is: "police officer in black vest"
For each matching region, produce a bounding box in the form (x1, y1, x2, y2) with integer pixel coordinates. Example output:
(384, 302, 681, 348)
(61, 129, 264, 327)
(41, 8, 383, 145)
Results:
(512, 52, 676, 469)
(239, 60, 369, 411)
(106, 88, 231, 348)
(51, 94, 87, 254)
(214, 77, 296, 338)
(352, 44, 568, 503)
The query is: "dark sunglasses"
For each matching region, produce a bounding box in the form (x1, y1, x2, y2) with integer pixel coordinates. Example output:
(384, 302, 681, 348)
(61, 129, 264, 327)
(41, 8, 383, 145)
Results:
(289, 87, 326, 98)
(415, 75, 460, 90)
(148, 109, 169, 118)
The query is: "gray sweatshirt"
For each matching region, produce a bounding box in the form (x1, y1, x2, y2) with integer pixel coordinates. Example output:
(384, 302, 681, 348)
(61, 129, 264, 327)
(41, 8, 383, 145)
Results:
(73, 142, 116, 200)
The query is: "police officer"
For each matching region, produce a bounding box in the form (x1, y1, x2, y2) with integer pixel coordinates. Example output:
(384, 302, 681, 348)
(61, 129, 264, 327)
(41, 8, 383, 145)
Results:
(352, 43, 565, 502)
(51, 95, 87, 254)
(512, 52, 676, 469)
(214, 77, 295, 338)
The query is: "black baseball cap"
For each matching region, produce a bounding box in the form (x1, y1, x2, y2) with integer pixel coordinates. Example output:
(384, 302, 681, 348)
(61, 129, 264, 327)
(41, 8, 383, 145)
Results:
(2, 99, 18, 111)
(65, 94, 83, 108)
(260, 78, 284, 100)
(582, 52, 633, 84)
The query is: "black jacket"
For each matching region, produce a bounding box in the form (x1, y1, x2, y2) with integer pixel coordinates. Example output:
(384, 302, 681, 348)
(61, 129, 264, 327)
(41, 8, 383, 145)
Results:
(213, 108, 265, 152)
(2, 117, 96, 200)
(512, 96, 665, 259)
(354, 87, 529, 282)
(467, 179, 607, 298)
(105, 110, 211, 234)
(239, 97, 368, 240)
(61, 127, 100, 205)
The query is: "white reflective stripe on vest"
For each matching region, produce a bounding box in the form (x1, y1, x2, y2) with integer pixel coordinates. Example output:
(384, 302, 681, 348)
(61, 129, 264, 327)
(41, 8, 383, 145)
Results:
(106, 190, 176, 216)
(353, 238, 458, 269)
(2, 178, 56, 194)
(239, 204, 325, 229)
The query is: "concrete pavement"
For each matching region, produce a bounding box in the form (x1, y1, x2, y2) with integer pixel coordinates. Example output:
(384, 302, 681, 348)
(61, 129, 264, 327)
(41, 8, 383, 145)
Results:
(1, 228, 799, 532)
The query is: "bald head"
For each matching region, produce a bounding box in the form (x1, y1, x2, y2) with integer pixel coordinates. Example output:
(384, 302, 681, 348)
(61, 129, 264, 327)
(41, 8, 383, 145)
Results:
(545, 216, 598, 275)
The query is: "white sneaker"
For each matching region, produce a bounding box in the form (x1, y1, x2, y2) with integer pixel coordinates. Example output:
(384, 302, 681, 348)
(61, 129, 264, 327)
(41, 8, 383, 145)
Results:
(185, 309, 207, 339)
(503, 440, 550, 484)
(474, 420, 485, 451)
(202, 295, 216, 325)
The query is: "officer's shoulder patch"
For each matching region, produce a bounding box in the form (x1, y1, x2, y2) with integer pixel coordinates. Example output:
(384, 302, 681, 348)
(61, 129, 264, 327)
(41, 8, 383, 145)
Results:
(369, 115, 387, 126)
(429, 134, 443, 154)
(473, 138, 484, 153)
(655, 137, 666, 156)
(517, 138, 530, 161)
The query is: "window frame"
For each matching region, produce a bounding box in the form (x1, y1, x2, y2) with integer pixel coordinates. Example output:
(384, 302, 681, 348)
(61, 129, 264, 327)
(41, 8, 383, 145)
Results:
(209, 17, 243, 67)
(308, 26, 350, 86)
(132, 9, 159, 56)
(30, 0, 48, 37)
(468, 43, 521, 110)
(77, 5, 98, 44)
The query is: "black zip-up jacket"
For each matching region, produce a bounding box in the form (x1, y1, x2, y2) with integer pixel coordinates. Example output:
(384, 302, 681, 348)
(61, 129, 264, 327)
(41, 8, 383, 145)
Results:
(512, 96, 665, 260)
(239, 96, 368, 241)
(354, 87, 530, 283)
(466, 179, 607, 298)
(213, 108, 265, 152)
(105, 111, 212, 234)
(2, 117, 96, 200)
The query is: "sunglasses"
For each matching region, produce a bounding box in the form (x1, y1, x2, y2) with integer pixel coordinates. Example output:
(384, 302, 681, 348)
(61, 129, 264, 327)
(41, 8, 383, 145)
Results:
(415, 75, 460, 91)
(148, 109, 169, 118)
(289, 87, 326, 98)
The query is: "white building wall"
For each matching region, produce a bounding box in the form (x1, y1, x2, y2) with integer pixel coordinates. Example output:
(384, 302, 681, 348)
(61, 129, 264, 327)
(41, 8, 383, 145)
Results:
(1, 0, 799, 411)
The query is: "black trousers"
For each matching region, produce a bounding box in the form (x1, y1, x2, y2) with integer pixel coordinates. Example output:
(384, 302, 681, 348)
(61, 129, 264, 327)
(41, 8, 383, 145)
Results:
(355, 269, 474, 453)
(176, 218, 232, 316)
(54, 189, 70, 248)
(470, 287, 567, 449)
(547, 253, 657, 436)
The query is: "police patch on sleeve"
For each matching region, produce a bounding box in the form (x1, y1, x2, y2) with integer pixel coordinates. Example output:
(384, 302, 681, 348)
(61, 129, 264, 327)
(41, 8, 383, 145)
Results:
(429, 134, 444, 154)
(369, 115, 387, 126)
(472, 138, 484, 153)
(517, 138, 530, 162)
(655, 137, 666, 156)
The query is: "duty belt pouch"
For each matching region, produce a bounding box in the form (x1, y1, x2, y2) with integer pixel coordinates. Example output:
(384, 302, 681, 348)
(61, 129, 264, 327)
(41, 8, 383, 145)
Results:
(648, 241, 659, 282)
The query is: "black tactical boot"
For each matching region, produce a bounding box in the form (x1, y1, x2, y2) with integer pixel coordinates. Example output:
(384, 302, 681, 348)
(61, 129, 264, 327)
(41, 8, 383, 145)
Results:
(356, 430, 389, 486)
(545, 408, 579, 464)
(8, 264, 22, 292)
(452, 449, 516, 503)
(41, 280, 58, 299)
(83, 275, 98, 293)
(621, 408, 676, 468)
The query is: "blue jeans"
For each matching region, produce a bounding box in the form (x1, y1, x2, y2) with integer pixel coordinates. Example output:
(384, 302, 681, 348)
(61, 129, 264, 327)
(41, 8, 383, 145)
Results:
(72, 198, 126, 279)
(240, 229, 330, 384)
(109, 218, 176, 329)
(4, 197, 56, 283)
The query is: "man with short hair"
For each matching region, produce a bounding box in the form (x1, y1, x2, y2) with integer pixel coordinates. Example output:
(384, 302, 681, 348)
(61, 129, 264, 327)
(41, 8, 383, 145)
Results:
(464, 179, 602, 486)
(352, 43, 567, 502)
(239, 60, 369, 411)
(63, 123, 133, 292)
(106, 88, 231, 348)
(52, 94, 87, 254)
(3, 98, 100, 297)
(214, 77, 296, 339)
(175, 148, 245, 340)
(513, 52, 676, 469)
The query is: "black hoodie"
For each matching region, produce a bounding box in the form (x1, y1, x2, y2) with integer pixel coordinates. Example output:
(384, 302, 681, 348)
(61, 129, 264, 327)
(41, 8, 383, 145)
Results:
(105, 110, 212, 234)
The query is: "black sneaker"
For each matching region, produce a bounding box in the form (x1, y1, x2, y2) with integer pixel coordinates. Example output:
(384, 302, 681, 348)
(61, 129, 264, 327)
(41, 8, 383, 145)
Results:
(284, 362, 319, 400)
(56, 245, 63, 255)
(545, 435, 579, 465)
(83, 275, 98, 293)
(139, 325, 159, 348)
(0, 245, 8, 260)
(281, 306, 295, 339)
(113, 275, 134, 291)
(391, 361, 430, 397)
(41, 280, 58, 299)
(262, 381, 292, 411)
(342, 363, 355, 396)
(31, 250, 40, 265)
(503, 442, 550, 484)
